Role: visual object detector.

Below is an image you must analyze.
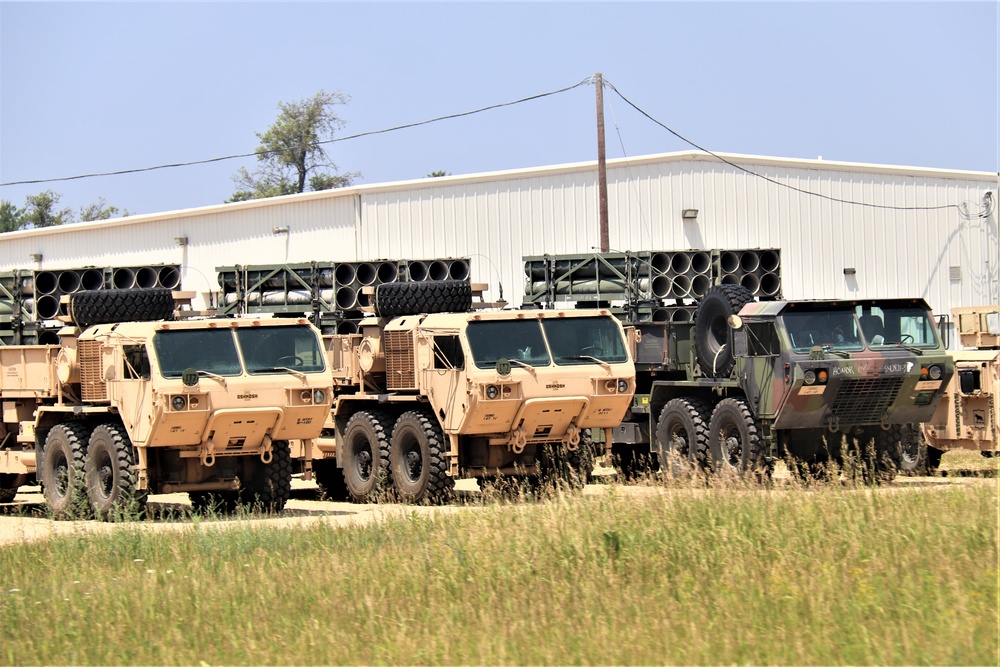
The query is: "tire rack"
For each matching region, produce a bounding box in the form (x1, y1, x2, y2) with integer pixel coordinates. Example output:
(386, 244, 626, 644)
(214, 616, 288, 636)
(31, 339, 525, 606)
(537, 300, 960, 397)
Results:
(0, 264, 181, 345)
(522, 249, 781, 323)
(215, 258, 472, 333)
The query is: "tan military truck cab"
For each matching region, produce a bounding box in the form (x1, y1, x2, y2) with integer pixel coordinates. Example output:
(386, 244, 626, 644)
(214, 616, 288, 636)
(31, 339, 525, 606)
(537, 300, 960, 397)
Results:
(316, 294, 635, 504)
(915, 306, 999, 472)
(1, 289, 332, 518)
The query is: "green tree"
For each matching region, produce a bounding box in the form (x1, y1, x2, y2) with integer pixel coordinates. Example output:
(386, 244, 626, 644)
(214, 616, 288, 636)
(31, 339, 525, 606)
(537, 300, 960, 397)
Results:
(0, 200, 25, 233)
(228, 89, 360, 202)
(427, 170, 450, 178)
(22, 190, 73, 228)
(79, 197, 130, 222)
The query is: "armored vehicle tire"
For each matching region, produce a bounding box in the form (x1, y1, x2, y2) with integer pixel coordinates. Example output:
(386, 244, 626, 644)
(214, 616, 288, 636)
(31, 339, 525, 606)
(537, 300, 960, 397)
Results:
(313, 459, 350, 501)
(189, 491, 239, 515)
(656, 398, 712, 476)
(40, 422, 91, 519)
(537, 435, 596, 491)
(0, 478, 17, 503)
(85, 422, 146, 520)
(239, 440, 293, 512)
(373, 280, 472, 318)
(899, 426, 943, 476)
(868, 427, 903, 484)
(611, 445, 656, 481)
(708, 398, 770, 479)
(389, 410, 454, 504)
(694, 285, 754, 378)
(70, 288, 175, 328)
(342, 410, 393, 503)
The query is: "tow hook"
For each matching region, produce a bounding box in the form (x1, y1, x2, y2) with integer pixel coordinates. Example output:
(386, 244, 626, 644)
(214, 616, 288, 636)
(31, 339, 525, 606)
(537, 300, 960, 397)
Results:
(259, 434, 273, 464)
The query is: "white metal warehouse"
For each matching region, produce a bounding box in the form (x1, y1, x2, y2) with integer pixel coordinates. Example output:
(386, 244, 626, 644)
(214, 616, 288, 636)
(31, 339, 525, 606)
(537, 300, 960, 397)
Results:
(1, 150, 996, 334)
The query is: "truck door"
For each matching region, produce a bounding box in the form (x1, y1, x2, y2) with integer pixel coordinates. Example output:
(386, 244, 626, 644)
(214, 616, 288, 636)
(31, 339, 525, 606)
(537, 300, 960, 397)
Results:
(733, 321, 790, 420)
(109, 343, 153, 444)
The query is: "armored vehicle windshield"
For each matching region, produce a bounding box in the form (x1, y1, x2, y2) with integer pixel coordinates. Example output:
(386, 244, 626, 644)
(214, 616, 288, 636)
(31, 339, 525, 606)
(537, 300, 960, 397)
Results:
(154, 324, 326, 378)
(783, 304, 940, 353)
(466, 315, 629, 369)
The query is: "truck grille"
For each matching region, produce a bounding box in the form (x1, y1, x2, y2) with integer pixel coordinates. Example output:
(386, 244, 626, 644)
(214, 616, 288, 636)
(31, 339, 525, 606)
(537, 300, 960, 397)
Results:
(385, 330, 415, 390)
(78, 339, 107, 401)
(830, 377, 903, 424)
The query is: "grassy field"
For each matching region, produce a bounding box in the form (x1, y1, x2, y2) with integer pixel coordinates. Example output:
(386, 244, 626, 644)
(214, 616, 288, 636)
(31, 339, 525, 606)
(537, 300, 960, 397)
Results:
(1, 480, 996, 665)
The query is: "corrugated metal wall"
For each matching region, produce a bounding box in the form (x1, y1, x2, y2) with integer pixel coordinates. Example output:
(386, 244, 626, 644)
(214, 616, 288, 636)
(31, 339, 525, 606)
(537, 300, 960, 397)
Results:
(2, 152, 995, 319)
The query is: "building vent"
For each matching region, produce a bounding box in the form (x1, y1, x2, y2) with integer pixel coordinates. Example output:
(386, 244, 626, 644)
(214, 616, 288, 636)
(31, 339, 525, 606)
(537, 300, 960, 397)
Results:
(78, 339, 107, 402)
(385, 330, 416, 390)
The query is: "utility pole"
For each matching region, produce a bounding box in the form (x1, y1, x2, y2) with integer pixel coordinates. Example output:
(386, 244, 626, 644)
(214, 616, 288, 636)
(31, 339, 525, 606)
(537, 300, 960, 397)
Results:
(595, 72, 610, 253)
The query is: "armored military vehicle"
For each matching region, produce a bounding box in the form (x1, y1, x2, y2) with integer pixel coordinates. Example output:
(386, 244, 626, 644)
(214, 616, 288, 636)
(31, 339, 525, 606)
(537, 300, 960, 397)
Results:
(912, 305, 999, 472)
(0, 288, 333, 517)
(523, 251, 953, 482)
(311, 280, 636, 504)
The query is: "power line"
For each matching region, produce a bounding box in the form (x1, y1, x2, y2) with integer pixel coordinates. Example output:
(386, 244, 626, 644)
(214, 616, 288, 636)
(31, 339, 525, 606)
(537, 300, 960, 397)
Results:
(603, 78, 978, 215)
(0, 78, 593, 188)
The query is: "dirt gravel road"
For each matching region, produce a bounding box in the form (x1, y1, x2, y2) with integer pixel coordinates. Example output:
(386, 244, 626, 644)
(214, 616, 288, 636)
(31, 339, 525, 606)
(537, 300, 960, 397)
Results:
(1, 474, 992, 548)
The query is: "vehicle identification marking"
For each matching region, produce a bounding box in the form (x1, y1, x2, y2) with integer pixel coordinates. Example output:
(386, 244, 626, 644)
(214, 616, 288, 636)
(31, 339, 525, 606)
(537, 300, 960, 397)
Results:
(914, 380, 942, 391)
(237, 393, 258, 400)
(546, 382, 565, 390)
(799, 386, 826, 395)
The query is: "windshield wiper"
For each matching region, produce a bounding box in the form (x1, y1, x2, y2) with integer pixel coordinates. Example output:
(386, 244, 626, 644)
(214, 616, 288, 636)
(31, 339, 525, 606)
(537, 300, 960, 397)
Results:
(560, 355, 612, 371)
(821, 346, 852, 359)
(255, 366, 307, 380)
(507, 359, 537, 377)
(195, 369, 229, 387)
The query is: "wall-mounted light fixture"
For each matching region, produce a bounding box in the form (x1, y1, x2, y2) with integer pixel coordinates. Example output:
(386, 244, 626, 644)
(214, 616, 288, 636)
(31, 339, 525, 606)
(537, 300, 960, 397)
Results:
(682, 209, 699, 220)
(843, 267, 857, 276)
(272, 226, 289, 235)
(175, 236, 188, 246)
(29, 253, 42, 262)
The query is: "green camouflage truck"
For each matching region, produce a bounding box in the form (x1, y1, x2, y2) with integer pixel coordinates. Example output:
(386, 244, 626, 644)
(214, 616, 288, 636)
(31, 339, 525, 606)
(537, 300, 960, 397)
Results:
(616, 285, 955, 481)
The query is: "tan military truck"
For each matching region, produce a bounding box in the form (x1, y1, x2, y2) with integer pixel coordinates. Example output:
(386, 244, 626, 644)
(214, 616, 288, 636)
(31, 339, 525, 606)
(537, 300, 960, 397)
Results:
(311, 280, 636, 503)
(911, 305, 999, 472)
(0, 288, 332, 518)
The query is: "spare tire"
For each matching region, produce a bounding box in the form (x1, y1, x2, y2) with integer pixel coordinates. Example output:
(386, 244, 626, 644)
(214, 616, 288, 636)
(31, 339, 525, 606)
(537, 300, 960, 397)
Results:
(694, 284, 754, 378)
(71, 288, 175, 328)
(374, 280, 472, 318)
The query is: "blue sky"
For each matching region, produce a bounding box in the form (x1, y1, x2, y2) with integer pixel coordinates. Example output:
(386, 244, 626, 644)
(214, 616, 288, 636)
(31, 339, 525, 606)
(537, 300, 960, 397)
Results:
(1, 2, 997, 217)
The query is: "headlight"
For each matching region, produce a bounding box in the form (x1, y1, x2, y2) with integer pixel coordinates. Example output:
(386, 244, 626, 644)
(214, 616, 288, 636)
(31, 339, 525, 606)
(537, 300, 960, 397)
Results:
(188, 396, 200, 409)
(485, 385, 500, 400)
(171, 395, 187, 411)
(928, 365, 942, 381)
(803, 370, 817, 385)
(313, 389, 326, 404)
(617, 379, 629, 393)
(300, 389, 313, 403)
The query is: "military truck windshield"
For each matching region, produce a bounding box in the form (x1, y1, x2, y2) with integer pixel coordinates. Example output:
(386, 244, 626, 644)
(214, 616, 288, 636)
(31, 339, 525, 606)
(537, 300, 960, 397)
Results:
(784, 310, 864, 353)
(467, 320, 551, 369)
(544, 316, 629, 366)
(855, 305, 939, 349)
(239, 325, 327, 374)
(154, 329, 243, 378)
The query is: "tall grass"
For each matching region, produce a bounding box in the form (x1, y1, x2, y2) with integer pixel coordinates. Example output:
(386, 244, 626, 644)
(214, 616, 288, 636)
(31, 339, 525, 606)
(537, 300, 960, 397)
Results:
(1, 482, 995, 665)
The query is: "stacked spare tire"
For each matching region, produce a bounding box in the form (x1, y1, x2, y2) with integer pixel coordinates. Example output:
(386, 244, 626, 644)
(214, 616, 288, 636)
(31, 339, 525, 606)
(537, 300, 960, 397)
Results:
(70, 288, 176, 328)
(373, 280, 473, 318)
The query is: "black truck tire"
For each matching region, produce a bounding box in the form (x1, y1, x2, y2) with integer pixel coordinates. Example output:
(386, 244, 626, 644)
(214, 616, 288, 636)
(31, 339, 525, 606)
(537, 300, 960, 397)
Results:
(708, 397, 770, 480)
(373, 280, 472, 318)
(70, 288, 175, 328)
(389, 410, 454, 504)
(342, 410, 393, 503)
(313, 459, 350, 501)
(694, 284, 754, 378)
(85, 422, 146, 520)
(239, 439, 293, 512)
(656, 397, 712, 476)
(40, 422, 91, 519)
